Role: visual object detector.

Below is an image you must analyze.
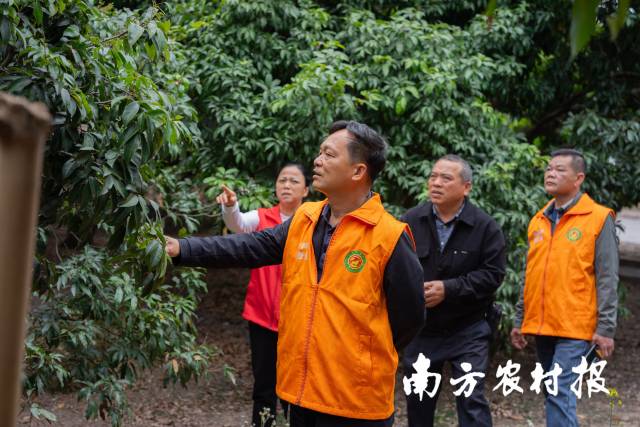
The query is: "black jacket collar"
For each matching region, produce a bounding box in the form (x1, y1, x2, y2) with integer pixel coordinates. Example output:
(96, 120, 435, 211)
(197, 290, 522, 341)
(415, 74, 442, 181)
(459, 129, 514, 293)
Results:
(418, 198, 476, 227)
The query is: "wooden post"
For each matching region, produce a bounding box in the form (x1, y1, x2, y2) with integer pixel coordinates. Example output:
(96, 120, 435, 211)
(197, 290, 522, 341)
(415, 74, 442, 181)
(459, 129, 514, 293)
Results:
(0, 93, 51, 425)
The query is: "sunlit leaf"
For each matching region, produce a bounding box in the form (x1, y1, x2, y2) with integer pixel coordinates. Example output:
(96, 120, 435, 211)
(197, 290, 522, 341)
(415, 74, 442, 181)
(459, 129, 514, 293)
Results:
(570, 0, 599, 58)
(128, 23, 144, 46)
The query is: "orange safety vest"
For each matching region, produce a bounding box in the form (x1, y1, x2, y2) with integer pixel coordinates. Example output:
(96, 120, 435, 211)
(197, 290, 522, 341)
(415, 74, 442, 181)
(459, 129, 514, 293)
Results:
(522, 193, 614, 341)
(276, 194, 410, 420)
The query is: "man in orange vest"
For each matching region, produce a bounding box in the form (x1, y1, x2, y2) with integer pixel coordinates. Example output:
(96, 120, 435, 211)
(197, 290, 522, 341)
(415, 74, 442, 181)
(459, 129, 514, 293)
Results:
(165, 121, 425, 426)
(511, 148, 618, 426)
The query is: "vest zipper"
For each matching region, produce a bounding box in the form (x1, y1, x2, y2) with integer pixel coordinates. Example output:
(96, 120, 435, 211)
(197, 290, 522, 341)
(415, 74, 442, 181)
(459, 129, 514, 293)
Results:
(295, 219, 342, 405)
(537, 215, 565, 335)
(537, 233, 551, 335)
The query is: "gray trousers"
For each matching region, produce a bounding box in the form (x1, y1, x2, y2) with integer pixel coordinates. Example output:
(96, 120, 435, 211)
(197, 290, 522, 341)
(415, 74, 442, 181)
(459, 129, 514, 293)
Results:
(402, 320, 493, 427)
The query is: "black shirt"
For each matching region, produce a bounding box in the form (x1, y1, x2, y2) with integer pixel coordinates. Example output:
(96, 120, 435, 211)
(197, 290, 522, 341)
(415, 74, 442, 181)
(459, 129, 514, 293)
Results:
(313, 204, 336, 282)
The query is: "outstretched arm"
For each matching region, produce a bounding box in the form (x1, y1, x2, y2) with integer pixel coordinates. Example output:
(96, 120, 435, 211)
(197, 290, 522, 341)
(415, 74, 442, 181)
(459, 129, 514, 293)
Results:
(166, 219, 291, 269)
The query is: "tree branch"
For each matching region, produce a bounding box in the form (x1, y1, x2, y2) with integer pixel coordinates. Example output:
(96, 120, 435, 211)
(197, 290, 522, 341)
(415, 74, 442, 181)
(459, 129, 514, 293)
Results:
(611, 71, 640, 81)
(100, 10, 160, 44)
(526, 91, 586, 140)
(101, 29, 130, 44)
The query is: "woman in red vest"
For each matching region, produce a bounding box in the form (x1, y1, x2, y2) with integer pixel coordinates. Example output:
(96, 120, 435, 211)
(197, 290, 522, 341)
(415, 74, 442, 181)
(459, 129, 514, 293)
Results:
(216, 163, 309, 427)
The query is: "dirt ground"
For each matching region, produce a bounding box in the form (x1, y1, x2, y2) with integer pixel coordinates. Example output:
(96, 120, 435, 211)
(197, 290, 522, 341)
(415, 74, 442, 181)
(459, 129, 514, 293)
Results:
(20, 268, 640, 426)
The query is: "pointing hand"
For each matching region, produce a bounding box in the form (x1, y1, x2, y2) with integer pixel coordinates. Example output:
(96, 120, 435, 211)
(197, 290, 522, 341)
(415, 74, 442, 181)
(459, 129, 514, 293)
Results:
(216, 184, 237, 208)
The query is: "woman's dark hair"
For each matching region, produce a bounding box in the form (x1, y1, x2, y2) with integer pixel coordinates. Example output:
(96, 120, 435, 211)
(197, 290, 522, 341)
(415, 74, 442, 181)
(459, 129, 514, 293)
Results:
(328, 120, 388, 183)
(278, 162, 310, 186)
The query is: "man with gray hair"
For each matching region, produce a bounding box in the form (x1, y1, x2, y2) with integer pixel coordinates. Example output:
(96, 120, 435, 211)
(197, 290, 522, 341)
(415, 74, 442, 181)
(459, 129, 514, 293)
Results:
(401, 154, 506, 427)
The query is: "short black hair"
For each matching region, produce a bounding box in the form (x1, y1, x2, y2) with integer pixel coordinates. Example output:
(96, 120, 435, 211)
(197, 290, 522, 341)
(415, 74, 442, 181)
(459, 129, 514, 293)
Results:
(278, 162, 310, 186)
(550, 148, 586, 174)
(328, 120, 388, 182)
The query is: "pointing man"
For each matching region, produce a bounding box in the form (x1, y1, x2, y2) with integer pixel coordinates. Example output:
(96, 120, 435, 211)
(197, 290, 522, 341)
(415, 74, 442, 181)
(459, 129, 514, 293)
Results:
(166, 121, 425, 426)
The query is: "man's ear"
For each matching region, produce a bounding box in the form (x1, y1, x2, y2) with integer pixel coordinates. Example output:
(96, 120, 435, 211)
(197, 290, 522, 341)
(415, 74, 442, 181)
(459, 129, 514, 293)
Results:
(463, 181, 472, 196)
(575, 172, 585, 188)
(352, 163, 368, 183)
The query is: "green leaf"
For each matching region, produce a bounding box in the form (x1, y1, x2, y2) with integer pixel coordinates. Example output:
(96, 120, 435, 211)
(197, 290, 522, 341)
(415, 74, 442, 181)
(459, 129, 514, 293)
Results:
(395, 96, 407, 115)
(30, 404, 57, 422)
(60, 88, 71, 109)
(570, 0, 599, 58)
(124, 136, 140, 163)
(223, 364, 237, 386)
(606, 0, 629, 41)
(62, 159, 76, 178)
(145, 240, 163, 268)
(100, 175, 115, 195)
(0, 17, 9, 42)
(119, 194, 139, 208)
(485, 0, 497, 17)
(158, 20, 171, 34)
(114, 287, 124, 304)
(122, 102, 140, 126)
(34, 1, 43, 26)
(144, 42, 156, 60)
(10, 78, 31, 93)
(407, 86, 420, 99)
(110, 96, 128, 109)
(63, 25, 80, 39)
(128, 23, 145, 46)
(189, 21, 207, 30)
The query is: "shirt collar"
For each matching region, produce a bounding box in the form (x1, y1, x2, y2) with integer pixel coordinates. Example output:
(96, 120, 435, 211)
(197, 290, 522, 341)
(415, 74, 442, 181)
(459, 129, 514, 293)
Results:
(419, 198, 475, 226)
(545, 191, 583, 217)
(320, 191, 374, 227)
(432, 200, 466, 225)
(320, 203, 332, 225)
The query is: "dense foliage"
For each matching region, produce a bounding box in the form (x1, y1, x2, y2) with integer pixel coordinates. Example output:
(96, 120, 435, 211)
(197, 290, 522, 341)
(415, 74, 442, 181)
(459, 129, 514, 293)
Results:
(1, 1, 212, 424)
(1, 0, 638, 423)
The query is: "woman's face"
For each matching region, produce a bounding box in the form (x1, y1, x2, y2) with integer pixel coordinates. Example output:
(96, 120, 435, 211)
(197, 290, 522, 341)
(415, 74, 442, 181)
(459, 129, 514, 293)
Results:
(275, 166, 308, 207)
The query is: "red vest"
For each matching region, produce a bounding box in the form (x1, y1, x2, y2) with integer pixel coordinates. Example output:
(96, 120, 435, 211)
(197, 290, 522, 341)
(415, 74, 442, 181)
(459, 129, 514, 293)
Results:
(242, 205, 283, 331)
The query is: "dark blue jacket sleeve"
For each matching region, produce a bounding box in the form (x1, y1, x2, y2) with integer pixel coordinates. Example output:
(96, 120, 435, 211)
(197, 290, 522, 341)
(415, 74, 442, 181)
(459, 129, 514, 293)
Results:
(384, 231, 425, 350)
(174, 219, 291, 268)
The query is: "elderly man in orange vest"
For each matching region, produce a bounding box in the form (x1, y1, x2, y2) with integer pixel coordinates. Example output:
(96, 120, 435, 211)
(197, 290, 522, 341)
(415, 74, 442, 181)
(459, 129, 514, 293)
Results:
(511, 148, 618, 427)
(165, 120, 425, 426)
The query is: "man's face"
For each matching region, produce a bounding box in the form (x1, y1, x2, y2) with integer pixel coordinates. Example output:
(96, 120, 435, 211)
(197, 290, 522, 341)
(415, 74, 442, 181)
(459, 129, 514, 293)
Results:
(428, 160, 471, 208)
(312, 129, 360, 196)
(544, 155, 584, 197)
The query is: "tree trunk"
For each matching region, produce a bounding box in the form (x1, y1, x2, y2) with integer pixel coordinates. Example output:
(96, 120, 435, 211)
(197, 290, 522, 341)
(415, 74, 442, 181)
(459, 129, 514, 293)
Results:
(0, 92, 50, 425)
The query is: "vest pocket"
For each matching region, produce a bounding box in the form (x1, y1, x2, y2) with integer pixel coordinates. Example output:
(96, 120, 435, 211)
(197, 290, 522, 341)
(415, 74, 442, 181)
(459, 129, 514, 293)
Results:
(356, 334, 373, 386)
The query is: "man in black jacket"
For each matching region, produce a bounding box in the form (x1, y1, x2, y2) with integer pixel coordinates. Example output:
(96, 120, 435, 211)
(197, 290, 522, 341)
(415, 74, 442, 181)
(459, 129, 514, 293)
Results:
(401, 155, 506, 427)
